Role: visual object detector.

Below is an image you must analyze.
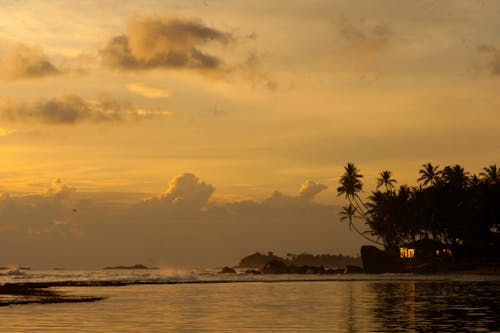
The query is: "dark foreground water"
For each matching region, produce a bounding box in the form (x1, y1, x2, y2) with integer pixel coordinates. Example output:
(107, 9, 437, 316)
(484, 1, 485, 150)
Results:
(1, 270, 499, 332)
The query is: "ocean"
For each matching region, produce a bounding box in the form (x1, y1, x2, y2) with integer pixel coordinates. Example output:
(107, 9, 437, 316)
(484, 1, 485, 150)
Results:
(1, 269, 499, 332)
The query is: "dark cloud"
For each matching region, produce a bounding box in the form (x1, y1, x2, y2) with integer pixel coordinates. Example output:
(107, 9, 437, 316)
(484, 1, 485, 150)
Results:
(0, 43, 59, 80)
(100, 16, 231, 72)
(0, 94, 169, 125)
(0, 174, 363, 267)
(477, 44, 500, 75)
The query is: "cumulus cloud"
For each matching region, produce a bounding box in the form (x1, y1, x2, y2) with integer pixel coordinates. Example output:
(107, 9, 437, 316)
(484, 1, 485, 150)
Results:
(100, 16, 231, 72)
(0, 43, 59, 80)
(0, 179, 80, 237)
(298, 180, 328, 201)
(0, 94, 170, 125)
(0, 174, 364, 267)
(477, 44, 500, 75)
(161, 173, 215, 208)
(143, 173, 215, 212)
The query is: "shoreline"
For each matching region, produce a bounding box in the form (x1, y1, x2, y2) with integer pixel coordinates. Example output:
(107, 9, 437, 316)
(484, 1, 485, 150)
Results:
(2, 271, 499, 307)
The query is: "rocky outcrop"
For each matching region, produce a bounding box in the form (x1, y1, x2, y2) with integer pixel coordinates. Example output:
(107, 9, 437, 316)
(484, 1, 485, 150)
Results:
(244, 269, 261, 274)
(219, 266, 237, 274)
(103, 264, 155, 270)
(344, 265, 364, 274)
(361, 246, 406, 274)
(292, 265, 326, 274)
(238, 252, 283, 269)
(261, 260, 289, 274)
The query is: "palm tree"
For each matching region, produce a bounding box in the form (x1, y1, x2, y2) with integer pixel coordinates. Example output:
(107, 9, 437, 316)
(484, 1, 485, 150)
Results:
(340, 204, 384, 245)
(337, 162, 366, 215)
(337, 162, 363, 200)
(376, 170, 397, 192)
(469, 174, 481, 186)
(337, 163, 384, 246)
(442, 165, 470, 187)
(479, 164, 499, 184)
(340, 204, 357, 231)
(418, 163, 441, 187)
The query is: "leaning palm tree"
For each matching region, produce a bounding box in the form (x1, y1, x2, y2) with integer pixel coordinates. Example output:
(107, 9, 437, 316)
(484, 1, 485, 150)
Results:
(376, 170, 397, 192)
(340, 204, 357, 231)
(479, 164, 499, 184)
(337, 163, 384, 246)
(340, 204, 383, 244)
(418, 163, 441, 187)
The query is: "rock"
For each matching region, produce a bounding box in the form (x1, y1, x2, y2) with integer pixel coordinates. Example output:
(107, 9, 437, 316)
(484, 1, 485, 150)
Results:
(244, 269, 261, 275)
(344, 265, 364, 274)
(261, 259, 288, 274)
(293, 265, 326, 274)
(238, 251, 283, 269)
(324, 268, 344, 274)
(219, 266, 237, 274)
(103, 264, 153, 270)
(361, 245, 406, 274)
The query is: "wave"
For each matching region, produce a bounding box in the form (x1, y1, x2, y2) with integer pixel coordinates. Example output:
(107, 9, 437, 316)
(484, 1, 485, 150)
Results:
(1, 268, 499, 288)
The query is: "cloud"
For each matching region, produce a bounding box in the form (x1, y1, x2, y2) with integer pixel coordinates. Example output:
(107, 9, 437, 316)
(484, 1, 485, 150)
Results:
(127, 83, 170, 98)
(240, 49, 278, 91)
(0, 179, 79, 236)
(161, 173, 215, 209)
(338, 17, 392, 65)
(298, 180, 328, 201)
(44, 178, 77, 201)
(0, 174, 364, 267)
(0, 43, 59, 80)
(100, 16, 231, 72)
(143, 173, 215, 212)
(477, 44, 500, 75)
(0, 94, 171, 125)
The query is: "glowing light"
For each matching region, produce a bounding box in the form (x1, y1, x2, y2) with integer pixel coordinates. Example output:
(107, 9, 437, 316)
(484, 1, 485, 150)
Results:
(400, 247, 415, 259)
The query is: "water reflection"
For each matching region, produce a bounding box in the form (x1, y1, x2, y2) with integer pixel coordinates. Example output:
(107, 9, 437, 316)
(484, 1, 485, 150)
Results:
(1, 278, 499, 332)
(370, 281, 500, 332)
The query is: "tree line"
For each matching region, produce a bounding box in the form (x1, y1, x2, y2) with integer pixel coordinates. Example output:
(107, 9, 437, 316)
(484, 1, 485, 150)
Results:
(338, 163, 500, 258)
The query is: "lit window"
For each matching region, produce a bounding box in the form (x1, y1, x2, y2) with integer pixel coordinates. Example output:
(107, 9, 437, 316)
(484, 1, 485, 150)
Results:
(400, 247, 415, 259)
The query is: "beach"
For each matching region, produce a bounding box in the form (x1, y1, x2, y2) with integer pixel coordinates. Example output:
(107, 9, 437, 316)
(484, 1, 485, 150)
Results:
(1, 269, 500, 332)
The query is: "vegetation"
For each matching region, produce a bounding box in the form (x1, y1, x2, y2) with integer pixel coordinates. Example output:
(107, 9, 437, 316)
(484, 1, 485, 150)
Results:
(238, 251, 361, 269)
(337, 163, 500, 258)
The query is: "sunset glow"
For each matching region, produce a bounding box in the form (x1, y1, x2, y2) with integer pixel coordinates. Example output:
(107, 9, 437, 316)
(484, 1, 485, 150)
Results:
(1, 0, 499, 268)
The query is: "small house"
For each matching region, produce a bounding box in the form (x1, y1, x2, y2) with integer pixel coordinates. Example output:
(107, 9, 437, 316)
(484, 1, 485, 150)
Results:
(400, 238, 452, 261)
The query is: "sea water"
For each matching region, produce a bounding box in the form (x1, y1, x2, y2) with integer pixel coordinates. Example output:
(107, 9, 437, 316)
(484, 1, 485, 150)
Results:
(1, 269, 499, 332)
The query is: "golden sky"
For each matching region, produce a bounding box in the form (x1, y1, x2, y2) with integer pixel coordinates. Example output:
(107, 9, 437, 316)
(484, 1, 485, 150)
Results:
(0, 0, 499, 267)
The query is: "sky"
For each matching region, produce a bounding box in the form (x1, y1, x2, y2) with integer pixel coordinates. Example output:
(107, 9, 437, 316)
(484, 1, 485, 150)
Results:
(1, 0, 499, 268)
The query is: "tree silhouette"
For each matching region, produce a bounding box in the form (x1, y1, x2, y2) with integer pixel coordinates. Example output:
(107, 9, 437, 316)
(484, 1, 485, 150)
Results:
(441, 165, 469, 188)
(337, 163, 384, 246)
(480, 164, 499, 184)
(418, 163, 441, 187)
(376, 170, 397, 192)
(338, 162, 500, 258)
(340, 204, 357, 231)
